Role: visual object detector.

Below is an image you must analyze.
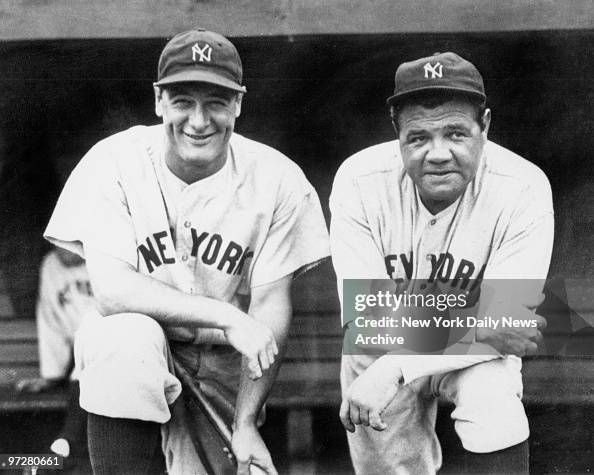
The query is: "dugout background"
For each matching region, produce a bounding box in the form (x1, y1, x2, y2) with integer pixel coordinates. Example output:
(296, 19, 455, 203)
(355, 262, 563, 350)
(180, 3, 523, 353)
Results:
(0, 22, 592, 473)
(0, 30, 592, 317)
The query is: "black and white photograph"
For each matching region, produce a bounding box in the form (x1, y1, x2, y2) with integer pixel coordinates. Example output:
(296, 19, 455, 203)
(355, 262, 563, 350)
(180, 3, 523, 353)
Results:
(0, 2, 592, 474)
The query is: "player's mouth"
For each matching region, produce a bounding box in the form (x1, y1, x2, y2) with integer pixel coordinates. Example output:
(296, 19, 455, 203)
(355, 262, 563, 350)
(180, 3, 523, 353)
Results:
(425, 170, 457, 177)
(183, 131, 216, 143)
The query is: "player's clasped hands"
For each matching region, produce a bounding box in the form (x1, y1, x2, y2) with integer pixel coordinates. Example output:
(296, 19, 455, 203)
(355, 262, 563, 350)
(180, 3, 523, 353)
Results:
(224, 316, 279, 380)
(476, 292, 547, 356)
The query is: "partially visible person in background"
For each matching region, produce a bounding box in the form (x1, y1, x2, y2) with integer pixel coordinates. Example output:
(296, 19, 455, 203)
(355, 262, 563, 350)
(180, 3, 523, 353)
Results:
(15, 246, 99, 468)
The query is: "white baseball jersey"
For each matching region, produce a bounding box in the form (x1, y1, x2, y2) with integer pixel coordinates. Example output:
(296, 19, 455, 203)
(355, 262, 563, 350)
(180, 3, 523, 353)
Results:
(330, 139, 554, 382)
(44, 125, 330, 342)
(36, 250, 97, 380)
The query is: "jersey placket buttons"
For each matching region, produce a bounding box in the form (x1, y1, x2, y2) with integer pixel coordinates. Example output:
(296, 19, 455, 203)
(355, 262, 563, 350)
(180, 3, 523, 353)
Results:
(178, 200, 196, 295)
(416, 216, 440, 278)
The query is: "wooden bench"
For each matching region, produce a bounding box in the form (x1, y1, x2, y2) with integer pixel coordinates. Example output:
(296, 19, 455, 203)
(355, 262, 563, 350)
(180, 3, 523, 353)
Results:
(272, 264, 342, 457)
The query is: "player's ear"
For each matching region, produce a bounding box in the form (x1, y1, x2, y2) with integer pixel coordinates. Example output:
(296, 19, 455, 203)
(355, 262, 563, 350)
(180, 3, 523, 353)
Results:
(481, 108, 491, 137)
(389, 106, 400, 137)
(234, 93, 243, 118)
(391, 119, 400, 136)
(154, 86, 164, 118)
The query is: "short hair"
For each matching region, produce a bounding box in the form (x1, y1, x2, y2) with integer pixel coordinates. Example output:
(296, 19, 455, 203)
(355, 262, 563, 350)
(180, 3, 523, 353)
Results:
(157, 82, 241, 99)
(389, 91, 488, 133)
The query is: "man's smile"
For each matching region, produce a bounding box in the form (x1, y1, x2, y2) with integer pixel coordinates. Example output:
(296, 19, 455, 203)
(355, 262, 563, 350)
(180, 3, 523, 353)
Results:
(183, 131, 215, 142)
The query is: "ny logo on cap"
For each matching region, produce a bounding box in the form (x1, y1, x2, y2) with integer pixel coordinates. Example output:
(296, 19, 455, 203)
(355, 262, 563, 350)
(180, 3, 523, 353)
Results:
(192, 43, 212, 62)
(424, 62, 443, 79)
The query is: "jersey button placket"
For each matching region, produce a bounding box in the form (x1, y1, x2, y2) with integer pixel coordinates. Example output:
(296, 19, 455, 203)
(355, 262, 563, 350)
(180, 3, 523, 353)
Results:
(177, 220, 192, 269)
(417, 219, 437, 278)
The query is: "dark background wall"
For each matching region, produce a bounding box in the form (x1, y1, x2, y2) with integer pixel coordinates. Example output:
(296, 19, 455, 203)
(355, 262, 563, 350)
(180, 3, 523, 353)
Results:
(0, 30, 593, 317)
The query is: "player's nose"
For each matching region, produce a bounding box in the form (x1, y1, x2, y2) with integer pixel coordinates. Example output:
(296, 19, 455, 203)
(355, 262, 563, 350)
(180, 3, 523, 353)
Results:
(188, 104, 210, 130)
(425, 138, 453, 163)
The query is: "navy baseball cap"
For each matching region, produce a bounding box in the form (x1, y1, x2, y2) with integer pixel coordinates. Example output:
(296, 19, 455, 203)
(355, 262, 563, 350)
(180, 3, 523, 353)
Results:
(386, 52, 486, 106)
(154, 29, 247, 93)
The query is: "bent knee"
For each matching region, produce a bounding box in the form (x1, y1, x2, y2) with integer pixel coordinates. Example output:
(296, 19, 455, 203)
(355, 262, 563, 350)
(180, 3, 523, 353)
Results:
(454, 416, 529, 453)
(445, 358, 523, 403)
(74, 313, 180, 421)
(450, 378, 528, 452)
(444, 359, 528, 452)
(75, 313, 167, 367)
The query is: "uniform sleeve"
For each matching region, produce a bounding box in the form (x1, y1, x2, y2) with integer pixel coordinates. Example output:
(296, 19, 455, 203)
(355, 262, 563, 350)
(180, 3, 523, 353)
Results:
(44, 142, 138, 266)
(36, 256, 73, 380)
(484, 175, 554, 280)
(249, 169, 330, 288)
(329, 164, 393, 326)
(377, 353, 499, 385)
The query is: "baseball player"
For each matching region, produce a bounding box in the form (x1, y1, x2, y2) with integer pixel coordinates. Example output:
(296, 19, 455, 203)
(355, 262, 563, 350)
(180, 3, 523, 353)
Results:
(44, 29, 329, 474)
(16, 247, 98, 462)
(17, 248, 95, 392)
(330, 52, 553, 474)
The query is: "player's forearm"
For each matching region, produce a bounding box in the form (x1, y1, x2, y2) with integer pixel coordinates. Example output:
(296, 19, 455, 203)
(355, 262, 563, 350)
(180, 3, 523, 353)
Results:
(394, 354, 500, 384)
(234, 354, 284, 428)
(85, 247, 244, 331)
(100, 269, 242, 329)
(234, 276, 292, 427)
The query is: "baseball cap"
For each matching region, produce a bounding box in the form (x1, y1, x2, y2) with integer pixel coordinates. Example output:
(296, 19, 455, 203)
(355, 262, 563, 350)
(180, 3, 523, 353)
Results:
(154, 29, 247, 93)
(386, 52, 485, 106)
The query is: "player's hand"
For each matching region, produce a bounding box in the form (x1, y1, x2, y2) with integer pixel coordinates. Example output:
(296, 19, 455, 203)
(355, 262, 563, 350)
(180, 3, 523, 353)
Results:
(340, 357, 402, 433)
(224, 316, 278, 380)
(232, 423, 278, 475)
(14, 377, 63, 393)
(476, 293, 547, 356)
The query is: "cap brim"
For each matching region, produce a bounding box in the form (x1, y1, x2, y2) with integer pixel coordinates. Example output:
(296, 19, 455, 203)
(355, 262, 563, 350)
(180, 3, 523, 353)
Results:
(387, 86, 485, 106)
(154, 70, 247, 93)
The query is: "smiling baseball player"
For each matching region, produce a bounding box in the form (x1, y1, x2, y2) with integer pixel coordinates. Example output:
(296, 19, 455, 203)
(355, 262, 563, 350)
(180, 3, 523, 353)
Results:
(44, 29, 329, 475)
(330, 52, 553, 474)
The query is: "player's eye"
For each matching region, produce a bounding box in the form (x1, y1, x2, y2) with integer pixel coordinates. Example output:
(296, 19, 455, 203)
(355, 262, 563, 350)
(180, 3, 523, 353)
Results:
(208, 97, 232, 108)
(407, 135, 426, 145)
(171, 97, 192, 107)
(448, 130, 468, 140)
